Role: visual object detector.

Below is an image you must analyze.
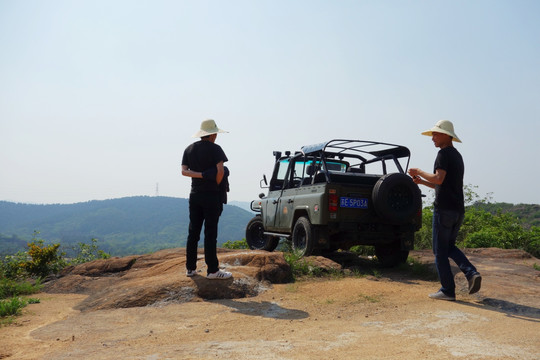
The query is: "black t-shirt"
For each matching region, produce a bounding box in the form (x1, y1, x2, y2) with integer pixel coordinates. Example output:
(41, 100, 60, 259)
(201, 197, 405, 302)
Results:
(433, 146, 465, 212)
(182, 140, 228, 193)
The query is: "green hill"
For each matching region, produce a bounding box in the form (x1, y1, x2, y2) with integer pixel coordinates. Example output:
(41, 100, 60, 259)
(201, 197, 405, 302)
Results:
(0, 196, 253, 257)
(472, 202, 540, 228)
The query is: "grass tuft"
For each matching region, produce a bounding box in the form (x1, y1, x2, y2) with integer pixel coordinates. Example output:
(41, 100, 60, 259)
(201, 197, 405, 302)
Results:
(0, 297, 27, 317)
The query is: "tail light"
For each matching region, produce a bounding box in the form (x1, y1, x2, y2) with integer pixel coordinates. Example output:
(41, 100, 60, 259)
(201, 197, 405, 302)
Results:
(329, 193, 339, 212)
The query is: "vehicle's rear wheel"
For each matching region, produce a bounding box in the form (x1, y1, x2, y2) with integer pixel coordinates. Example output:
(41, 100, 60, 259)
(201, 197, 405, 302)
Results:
(292, 216, 316, 257)
(245, 216, 279, 251)
(375, 241, 409, 267)
(372, 173, 421, 224)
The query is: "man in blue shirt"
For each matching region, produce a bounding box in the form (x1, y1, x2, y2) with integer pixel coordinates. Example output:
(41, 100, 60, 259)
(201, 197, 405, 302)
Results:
(409, 120, 481, 300)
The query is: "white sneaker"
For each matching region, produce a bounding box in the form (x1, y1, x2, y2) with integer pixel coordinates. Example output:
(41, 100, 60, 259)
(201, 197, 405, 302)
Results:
(207, 270, 232, 280)
(429, 290, 456, 301)
(186, 269, 197, 277)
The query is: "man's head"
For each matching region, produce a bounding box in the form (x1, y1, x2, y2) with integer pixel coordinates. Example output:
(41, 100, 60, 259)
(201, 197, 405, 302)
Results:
(192, 119, 228, 138)
(421, 120, 462, 144)
(430, 131, 453, 149)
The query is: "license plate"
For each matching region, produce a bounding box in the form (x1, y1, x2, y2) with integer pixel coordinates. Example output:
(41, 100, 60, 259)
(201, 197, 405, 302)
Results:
(340, 197, 368, 209)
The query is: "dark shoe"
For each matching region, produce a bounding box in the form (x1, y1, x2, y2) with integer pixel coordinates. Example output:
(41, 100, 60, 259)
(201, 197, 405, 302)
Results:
(468, 273, 482, 294)
(429, 290, 456, 301)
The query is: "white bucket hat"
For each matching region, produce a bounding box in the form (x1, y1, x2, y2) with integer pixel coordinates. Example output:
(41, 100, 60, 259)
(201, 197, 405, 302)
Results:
(192, 119, 228, 138)
(421, 120, 462, 143)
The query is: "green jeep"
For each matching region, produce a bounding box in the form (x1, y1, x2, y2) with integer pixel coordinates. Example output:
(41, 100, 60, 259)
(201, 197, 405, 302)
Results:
(245, 139, 422, 267)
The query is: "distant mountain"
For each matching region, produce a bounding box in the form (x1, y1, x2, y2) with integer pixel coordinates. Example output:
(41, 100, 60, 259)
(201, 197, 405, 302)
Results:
(0, 197, 253, 257)
(228, 200, 256, 213)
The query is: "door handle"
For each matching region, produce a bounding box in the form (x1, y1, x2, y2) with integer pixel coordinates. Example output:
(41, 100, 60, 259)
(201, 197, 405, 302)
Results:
(272, 200, 278, 204)
(288, 199, 294, 204)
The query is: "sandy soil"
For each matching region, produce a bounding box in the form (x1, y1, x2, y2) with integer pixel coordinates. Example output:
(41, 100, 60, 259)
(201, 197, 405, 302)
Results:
(1, 249, 539, 360)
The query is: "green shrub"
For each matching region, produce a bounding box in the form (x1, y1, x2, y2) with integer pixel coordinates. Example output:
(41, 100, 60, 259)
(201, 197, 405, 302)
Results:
(464, 228, 502, 248)
(0, 278, 42, 300)
(222, 239, 249, 249)
(70, 238, 111, 265)
(414, 194, 539, 258)
(0, 251, 29, 280)
(0, 234, 112, 323)
(461, 209, 538, 256)
(284, 250, 313, 278)
(1, 234, 112, 282)
(0, 297, 28, 317)
(24, 239, 65, 279)
(282, 247, 330, 279)
(414, 208, 434, 250)
(526, 227, 540, 258)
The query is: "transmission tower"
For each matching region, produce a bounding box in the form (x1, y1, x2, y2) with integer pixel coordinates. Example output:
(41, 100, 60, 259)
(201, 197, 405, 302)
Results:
(155, 182, 159, 197)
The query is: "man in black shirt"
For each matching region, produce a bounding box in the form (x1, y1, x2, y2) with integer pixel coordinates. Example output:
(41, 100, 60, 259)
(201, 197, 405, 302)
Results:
(181, 119, 232, 280)
(408, 120, 481, 300)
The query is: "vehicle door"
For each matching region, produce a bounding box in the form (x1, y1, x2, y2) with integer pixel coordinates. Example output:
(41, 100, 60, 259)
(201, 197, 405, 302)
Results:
(263, 158, 289, 232)
(276, 157, 309, 230)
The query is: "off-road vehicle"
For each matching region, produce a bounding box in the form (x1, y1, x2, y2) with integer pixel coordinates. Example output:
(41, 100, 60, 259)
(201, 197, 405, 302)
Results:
(245, 139, 422, 266)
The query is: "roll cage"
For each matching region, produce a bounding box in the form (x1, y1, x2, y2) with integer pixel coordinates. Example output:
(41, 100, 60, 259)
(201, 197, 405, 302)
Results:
(269, 140, 412, 191)
(300, 139, 411, 175)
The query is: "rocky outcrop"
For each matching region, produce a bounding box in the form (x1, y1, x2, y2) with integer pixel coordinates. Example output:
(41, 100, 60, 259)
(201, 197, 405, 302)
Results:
(43, 248, 295, 311)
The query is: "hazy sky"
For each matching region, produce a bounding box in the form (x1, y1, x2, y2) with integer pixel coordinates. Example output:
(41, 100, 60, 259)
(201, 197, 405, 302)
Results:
(1, 0, 539, 205)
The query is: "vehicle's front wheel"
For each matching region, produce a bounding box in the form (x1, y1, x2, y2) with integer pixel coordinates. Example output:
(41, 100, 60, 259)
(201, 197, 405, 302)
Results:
(245, 216, 279, 251)
(291, 216, 316, 257)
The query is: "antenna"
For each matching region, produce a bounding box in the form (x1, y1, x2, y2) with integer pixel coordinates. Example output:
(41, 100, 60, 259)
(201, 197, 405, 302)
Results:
(155, 183, 159, 197)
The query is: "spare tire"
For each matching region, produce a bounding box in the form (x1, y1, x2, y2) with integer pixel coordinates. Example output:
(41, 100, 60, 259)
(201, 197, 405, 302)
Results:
(372, 173, 421, 224)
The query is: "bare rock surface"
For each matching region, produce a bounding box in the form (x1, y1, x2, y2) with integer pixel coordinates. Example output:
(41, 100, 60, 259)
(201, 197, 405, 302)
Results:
(43, 248, 292, 311)
(1, 247, 539, 360)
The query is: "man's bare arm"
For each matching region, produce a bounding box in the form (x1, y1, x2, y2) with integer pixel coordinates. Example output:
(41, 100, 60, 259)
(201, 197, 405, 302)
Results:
(408, 168, 446, 188)
(181, 165, 203, 179)
(216, 161, 224, 185)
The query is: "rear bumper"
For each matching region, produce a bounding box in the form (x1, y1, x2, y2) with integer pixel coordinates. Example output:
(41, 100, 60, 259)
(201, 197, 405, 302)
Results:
(321, 221, 418, 249)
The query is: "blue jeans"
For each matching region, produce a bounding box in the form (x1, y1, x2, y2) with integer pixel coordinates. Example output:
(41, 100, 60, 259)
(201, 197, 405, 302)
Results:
(186, 191, 223, 274)
(432, 209, 477, 297)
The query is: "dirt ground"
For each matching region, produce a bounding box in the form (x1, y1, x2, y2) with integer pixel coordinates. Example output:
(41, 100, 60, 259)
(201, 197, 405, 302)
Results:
(1, 248, 539, 360)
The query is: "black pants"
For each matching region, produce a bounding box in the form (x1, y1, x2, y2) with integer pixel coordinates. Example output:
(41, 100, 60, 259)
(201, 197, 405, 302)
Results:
(186, 191, 223, 274)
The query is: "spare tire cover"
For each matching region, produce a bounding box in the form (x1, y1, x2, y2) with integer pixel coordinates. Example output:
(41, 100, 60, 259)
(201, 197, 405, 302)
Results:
(372, 173, 421, 224)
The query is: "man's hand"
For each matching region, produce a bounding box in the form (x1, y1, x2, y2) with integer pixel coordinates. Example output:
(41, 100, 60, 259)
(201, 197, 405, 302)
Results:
(201, 163, 228, 184)
(408, 168, 422, 184)
(408, 168, 420, 177)
(202, 167, 216, 181)
(408, 167, 446, 189)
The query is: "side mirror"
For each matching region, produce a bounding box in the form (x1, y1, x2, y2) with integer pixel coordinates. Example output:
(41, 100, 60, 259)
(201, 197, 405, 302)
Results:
(260, 174, 268, 188)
